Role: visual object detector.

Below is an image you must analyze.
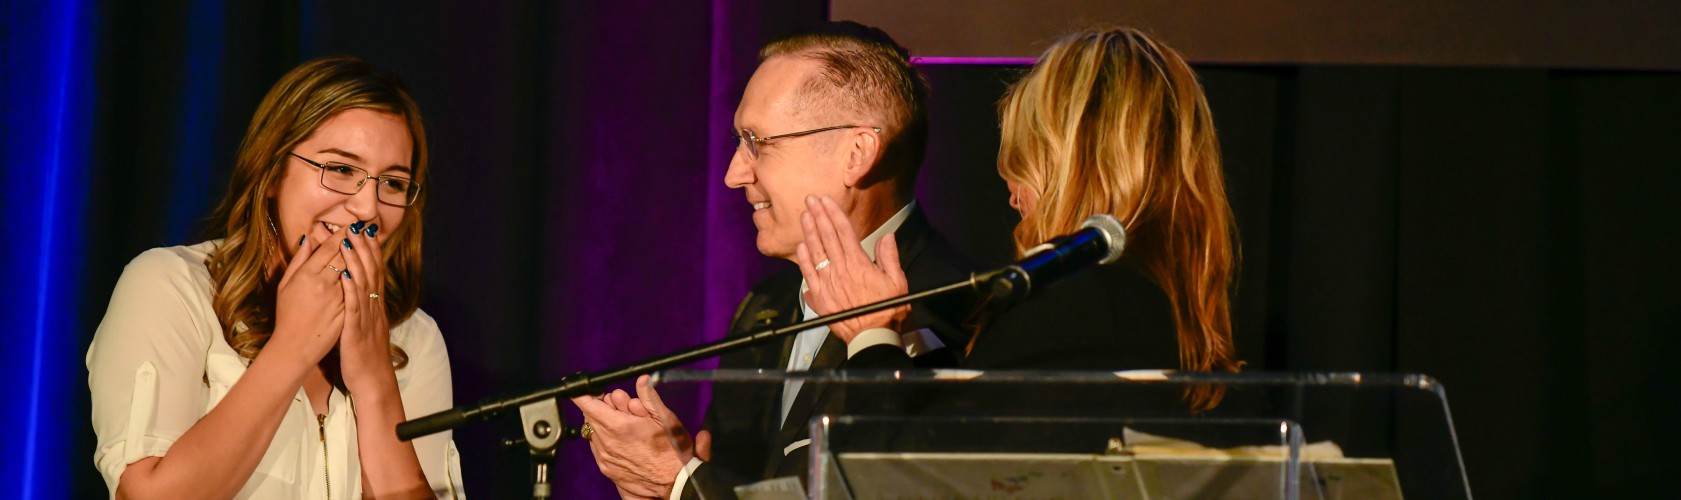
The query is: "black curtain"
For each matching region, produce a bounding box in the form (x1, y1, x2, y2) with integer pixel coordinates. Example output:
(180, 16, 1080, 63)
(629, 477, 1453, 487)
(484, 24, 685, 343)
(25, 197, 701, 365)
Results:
(920, 64, 1681, 498)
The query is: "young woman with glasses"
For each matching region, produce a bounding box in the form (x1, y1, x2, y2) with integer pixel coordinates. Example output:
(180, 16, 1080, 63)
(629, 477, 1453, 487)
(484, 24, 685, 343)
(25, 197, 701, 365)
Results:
(87, 56, 463, 498)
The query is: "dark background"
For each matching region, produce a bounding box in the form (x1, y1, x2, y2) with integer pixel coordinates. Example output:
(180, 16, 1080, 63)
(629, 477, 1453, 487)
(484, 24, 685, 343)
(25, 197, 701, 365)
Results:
(11, 0, 1678, 498)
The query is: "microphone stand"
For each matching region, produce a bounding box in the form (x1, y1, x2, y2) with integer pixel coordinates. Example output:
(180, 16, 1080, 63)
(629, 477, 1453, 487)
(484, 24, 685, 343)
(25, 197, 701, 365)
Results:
(397, 269, 1002, 498)
(399, 269, 1000, 441)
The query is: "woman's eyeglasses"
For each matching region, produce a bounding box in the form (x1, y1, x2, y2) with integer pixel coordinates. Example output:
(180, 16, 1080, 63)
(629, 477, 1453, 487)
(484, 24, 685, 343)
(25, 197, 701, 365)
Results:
(288, 152, 422, 207)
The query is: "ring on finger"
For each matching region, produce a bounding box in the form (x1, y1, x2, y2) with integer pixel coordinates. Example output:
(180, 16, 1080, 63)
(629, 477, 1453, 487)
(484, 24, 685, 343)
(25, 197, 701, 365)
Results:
(326, 264, 341, 273)
(369, 293, 380, 299)
(579, 422, 594, 441)
(815, 259, 831, 271)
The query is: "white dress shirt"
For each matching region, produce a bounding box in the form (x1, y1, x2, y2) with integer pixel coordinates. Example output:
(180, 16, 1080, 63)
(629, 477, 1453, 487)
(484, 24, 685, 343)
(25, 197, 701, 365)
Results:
(782, 200, 919, 423)
(671, 202, 952, 500)
(86, 241, 465, 499)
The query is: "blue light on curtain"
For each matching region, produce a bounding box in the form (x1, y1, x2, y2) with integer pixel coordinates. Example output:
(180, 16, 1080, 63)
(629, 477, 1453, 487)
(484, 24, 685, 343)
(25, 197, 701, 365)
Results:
(167, 0, 226, 243)
(1, 0, 91, 496)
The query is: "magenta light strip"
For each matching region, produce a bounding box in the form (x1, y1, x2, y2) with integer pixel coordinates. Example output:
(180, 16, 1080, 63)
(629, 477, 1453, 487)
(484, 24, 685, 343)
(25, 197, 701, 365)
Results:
(912, 56, 1037, 66)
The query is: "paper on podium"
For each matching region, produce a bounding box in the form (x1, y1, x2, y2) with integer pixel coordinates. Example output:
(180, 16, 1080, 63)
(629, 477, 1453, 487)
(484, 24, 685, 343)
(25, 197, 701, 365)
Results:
(794, 428, 1401, 499)
(1119, 427, 1400, 499)
(735, 476, 805, 500)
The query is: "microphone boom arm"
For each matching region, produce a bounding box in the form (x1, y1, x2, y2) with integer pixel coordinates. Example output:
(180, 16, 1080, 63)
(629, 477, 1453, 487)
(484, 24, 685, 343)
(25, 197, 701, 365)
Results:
(396, 269, 1002, 441)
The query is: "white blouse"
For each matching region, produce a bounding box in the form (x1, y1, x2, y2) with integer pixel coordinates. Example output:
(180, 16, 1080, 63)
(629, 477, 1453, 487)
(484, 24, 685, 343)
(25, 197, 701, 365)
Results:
(87, 241, 465, 498)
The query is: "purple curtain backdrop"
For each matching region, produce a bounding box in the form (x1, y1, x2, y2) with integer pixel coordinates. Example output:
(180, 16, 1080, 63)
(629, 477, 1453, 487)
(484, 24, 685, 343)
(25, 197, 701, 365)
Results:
(510, 2, 824, 496)
(394, 2, 831, 496)
(541, 2, 736, 495)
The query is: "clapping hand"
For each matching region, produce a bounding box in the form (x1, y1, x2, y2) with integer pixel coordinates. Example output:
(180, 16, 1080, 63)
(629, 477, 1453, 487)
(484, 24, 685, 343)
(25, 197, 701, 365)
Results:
(571, 375, 702, 499)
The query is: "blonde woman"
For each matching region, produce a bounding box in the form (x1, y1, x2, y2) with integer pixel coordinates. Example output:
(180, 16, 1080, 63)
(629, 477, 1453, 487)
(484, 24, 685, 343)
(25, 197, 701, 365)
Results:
(87, 56, 462, 498)
(800, 27, 1242, 411)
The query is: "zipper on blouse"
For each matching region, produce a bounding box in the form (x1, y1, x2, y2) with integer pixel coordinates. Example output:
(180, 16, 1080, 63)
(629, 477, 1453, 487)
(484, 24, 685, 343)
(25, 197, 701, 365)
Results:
(318, 413, 331, 500)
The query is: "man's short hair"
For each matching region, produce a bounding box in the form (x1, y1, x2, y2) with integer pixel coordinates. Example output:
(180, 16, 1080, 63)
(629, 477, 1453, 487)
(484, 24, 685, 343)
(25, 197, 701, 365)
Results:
(761, 21, 930, 189)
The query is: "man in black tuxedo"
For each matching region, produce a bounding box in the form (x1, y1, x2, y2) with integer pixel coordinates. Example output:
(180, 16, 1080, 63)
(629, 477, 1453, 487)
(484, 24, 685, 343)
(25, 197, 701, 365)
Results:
(570, 22, 975, 499)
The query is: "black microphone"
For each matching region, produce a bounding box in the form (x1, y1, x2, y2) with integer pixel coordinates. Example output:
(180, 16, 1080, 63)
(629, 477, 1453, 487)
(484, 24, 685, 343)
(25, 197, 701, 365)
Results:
(986, 214, 1127, 303)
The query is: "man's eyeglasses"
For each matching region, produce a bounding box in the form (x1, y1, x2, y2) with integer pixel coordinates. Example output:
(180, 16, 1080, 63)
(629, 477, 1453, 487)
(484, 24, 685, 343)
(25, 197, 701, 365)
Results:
(733, 125, 881, 160)
(288, 152, 422, 207)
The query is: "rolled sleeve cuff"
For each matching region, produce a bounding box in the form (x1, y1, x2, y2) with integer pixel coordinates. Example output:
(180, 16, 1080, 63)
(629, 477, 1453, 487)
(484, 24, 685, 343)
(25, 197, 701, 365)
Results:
(95, 437, 175, 496)
(847, 328, 903, 359)
(669, 457, 705, 500)
(900, 328, 945, 357)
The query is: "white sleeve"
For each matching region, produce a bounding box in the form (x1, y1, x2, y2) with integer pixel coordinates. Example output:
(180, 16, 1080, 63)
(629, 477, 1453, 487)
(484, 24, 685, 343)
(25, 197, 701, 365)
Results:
(899, 328, 946, 357)
(392, 311, 465, 498)
(845, 328, 904, 359)
(85, 248, 216, 496)
(668, 457, 705, 500)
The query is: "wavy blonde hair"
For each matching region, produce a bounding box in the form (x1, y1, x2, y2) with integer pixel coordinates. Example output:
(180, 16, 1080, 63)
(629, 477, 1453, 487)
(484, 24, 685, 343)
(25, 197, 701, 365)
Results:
(999, 28, 1241, 411)
(205, 56, 428, 371)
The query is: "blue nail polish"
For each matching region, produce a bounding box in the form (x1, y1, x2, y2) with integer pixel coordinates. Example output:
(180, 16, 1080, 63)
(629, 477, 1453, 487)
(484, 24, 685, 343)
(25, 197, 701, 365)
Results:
(349, 221, 366, 234)
(342, 238, 352, 249)
(366, 224, 379, 238)
(299, 235, 307, 246)
(342, 270, 352, 279)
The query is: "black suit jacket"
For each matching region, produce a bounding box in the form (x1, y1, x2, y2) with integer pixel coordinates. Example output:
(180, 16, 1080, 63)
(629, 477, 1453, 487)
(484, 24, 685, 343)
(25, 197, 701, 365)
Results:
(838, 260, 1190, 455)
(966, 259, 1178, 371)
(850, 259, 1179, 371)
(682, 207, 975, 499)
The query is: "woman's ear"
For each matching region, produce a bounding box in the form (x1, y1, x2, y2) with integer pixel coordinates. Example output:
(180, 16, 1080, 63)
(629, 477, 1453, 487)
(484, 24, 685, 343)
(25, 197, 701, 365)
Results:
(263, 171, 280, 199)
(841, 128, 883, 188)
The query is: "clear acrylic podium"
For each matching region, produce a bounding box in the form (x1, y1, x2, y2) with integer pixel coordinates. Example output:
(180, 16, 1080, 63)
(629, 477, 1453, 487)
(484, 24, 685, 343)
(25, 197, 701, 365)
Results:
(654, 370, 1469, 499)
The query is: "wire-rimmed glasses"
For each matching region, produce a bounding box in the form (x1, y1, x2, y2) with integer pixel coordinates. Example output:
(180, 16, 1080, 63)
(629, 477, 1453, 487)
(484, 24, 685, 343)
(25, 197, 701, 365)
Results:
(288, 152, 422, 207)
(733, 125, 881, 160)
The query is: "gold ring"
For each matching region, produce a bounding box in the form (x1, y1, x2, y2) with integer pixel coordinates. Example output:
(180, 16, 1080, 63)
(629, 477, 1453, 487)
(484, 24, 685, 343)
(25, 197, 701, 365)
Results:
(579, 422, 594, 441)
(369, 293, 380, 299)
(326, 264, 341, 273)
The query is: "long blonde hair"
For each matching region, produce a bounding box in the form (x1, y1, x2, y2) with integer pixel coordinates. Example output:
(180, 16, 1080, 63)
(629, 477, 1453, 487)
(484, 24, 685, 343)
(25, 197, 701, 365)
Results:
(205, 56, 428, 370)
(998, 28, 1241, 411)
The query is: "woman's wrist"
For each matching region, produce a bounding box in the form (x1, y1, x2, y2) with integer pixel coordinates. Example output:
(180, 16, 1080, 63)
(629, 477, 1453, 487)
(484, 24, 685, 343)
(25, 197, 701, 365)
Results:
(258, 328, 327, 372)
(342, 358, 399, 396)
